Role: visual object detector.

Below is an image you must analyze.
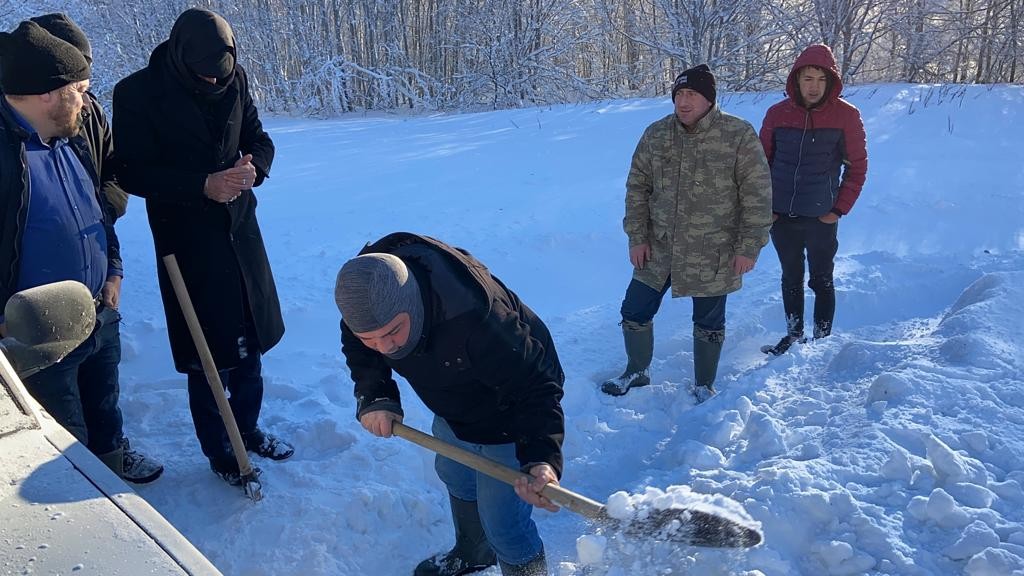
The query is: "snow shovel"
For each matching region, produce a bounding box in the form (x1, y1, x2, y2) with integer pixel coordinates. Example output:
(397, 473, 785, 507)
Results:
(391, 421, 762, 548)
(163, 254, 262, 502)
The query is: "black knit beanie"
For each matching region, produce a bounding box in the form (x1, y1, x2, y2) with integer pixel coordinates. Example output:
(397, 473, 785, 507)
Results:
(0, 20, 89, 95)
(30, 13, 92, 64)
(671, 64, 716, 104)
(335, 253, 425, 360)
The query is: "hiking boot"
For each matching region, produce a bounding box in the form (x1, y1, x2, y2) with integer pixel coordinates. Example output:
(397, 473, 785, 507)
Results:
(120, 438, 164, 484)
(96, 447, 124, 478)
(414, 495, 496, 576)
(209, 458, 263, 487)
(600, 368, 649, 396)
(243, 429, 294, 460)
(760, 334, 807, 356)
(601, 320, 653, 397)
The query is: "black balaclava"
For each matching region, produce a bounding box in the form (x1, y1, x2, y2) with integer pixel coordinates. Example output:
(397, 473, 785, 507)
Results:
(165, 8, 236, 99)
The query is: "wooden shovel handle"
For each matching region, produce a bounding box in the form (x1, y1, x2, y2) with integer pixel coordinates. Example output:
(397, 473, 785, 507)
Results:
(391, 421, 605, 519)
(162, 254, 254, 478)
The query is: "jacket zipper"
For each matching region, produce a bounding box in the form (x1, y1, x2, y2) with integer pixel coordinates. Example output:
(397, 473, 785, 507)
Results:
(789, 110, 810, 216)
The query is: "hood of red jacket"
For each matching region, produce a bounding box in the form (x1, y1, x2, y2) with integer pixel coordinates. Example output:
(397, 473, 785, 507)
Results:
(786, 44, 843, 107)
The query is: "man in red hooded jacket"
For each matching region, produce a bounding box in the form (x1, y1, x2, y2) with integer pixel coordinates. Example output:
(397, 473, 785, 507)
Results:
(758, 44, 868, 355)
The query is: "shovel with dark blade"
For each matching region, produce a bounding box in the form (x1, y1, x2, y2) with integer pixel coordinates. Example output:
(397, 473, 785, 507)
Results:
(164, 254, 263, 502)
(391, 422, 762, 548)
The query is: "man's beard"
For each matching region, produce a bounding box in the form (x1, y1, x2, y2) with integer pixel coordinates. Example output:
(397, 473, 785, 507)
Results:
(49, 99, 83, 139)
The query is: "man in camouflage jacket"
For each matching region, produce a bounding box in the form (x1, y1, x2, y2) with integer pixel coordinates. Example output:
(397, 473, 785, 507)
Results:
(602, 64, 772, 402)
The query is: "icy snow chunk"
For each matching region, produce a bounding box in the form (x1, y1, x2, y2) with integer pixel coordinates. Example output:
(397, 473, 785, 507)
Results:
(961, 431, 989, 453)
(991, 479, 1024, 503)
(793, 490, 834, 524)
(702, 409, 745, 448)
(946, 483, 996, 509)
(575, 534, 606, 566)
(945, 520, 1000, 560)
(740, 411, 787, 459)
(811, 540, 877, 575)
(866, 373, 912, 404)
(965, 547, 1024, 576)
(925, 434, 982, 485)
(681, 441, 725, 469)
(909, 488, 971, 528)
(880, 447, 912, 482)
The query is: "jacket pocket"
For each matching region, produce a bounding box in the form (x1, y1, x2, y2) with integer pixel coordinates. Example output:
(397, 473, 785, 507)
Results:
(699, 231, 731, 282)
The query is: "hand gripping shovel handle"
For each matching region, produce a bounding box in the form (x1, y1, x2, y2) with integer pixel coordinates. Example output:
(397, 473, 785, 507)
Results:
(390, 421, 604, 518)
(163, 254, 262, 502)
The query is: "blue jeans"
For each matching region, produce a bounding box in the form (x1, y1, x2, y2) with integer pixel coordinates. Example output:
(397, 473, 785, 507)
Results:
(620, 278, 727, 330)
(22, 305, 124, 455)
(186, 348, 264, 463)
(431, 416, 543, 565)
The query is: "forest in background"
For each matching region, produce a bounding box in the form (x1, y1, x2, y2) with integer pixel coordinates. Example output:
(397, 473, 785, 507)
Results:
(2, 0, 1022, 115)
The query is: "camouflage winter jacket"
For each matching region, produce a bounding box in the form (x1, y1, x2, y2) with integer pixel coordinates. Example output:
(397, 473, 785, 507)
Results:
(623, 106, 772, 298)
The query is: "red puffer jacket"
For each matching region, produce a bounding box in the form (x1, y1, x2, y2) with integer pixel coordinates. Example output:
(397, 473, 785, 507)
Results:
(759, 44, 868, 217)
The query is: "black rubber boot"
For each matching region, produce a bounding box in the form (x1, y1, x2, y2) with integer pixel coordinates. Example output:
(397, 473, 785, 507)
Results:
(413, 495, 496, 576)
(498, 549, 547, 576)
(809, 274, 835, 339)
(781, 281, 805, 338)
(692, 326, 724, 403)
(601, 320, 653, 396)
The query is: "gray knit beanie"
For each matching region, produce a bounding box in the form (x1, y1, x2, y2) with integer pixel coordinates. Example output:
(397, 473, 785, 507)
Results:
(334, 253, 424, 359)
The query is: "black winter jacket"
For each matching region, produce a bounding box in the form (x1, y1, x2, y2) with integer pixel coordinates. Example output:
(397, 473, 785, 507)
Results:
(0, 100, 121, 312)
(113, 43, 282, 373)
(340, 233, 566, 477)
(82, 92, 129, 222)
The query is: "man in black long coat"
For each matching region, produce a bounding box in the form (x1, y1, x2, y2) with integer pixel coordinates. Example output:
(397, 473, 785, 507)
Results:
(113, 8, 293, 485)
(335, 233, 562, 576)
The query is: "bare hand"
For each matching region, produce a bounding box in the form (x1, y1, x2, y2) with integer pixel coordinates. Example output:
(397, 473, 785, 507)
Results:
(0, 322, 6, 338)
(629, 244, 651, 269)
(772, 213, 779, 222)
(514, 464, 560, 512)
(818, 212, 840, 224)
(359, 410, 403, 438)
(204, 154, 256, 203)
(733, 255, 756, 275)
(102, 275, 122, 309)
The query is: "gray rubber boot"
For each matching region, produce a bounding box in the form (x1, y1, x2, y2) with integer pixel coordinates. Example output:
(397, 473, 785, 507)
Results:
(95, 447, 125, 478)
(601, 321, 653, 396)
(692, 326, 724, 403)
(498, 549, 547, 576)
(413, 494, 496, 576)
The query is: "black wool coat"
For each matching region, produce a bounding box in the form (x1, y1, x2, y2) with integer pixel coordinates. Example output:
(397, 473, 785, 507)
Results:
(341, 233, 566, 476)
(113, 43, 283, 373)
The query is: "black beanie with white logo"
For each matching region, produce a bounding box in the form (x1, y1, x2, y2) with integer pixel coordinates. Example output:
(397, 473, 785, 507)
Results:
(671, 64, 716, 104)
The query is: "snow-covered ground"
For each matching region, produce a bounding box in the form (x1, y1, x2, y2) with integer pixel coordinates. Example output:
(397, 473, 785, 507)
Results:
(110, 83, 1024, 575)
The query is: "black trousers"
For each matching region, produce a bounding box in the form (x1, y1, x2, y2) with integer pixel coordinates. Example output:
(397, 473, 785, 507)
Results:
(186, 340, 264, 464)
(770, 215, 839, 338)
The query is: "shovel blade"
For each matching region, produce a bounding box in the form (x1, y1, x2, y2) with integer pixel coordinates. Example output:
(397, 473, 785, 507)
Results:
(241, 472, 263, 502)
(615, 506, 762, 548)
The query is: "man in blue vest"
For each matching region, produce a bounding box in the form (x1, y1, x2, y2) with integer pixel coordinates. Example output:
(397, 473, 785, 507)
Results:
(0, 20, 162, 483)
